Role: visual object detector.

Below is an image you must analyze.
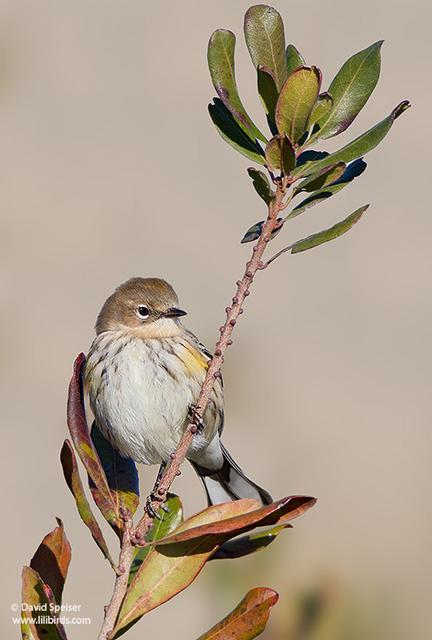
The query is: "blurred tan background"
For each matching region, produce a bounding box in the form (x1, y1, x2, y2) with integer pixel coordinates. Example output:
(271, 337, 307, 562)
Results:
(1, 1, 430, 638)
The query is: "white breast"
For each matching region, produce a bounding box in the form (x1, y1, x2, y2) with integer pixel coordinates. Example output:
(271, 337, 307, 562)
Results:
(85, 332, 223, 465)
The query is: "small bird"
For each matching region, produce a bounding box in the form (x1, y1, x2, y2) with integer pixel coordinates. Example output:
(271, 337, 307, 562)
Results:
(85, 277, 272, 508)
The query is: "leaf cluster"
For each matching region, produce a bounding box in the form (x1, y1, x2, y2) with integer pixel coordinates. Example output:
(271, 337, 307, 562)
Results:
(208, 4, 410, 255)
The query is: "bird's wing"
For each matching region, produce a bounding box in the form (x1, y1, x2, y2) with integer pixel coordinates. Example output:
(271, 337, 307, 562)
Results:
(183, 329, 214, 363)
(184, 329, 225, 435)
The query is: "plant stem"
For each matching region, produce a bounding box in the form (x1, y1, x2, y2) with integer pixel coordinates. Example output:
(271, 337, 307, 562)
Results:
(97, 516, 134, 640)
(133, 177, 290, 542)
(97, 177, 290, 639)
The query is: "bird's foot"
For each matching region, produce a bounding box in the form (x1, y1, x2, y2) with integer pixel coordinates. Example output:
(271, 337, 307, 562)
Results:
(188, 404, 206, 433)
(142, 463, 171, 521)
(145, 495, 163, 520)
(145, 491, 171, 520)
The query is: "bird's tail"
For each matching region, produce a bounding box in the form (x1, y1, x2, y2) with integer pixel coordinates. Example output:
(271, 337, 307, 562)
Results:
(190, 442, 273, 506)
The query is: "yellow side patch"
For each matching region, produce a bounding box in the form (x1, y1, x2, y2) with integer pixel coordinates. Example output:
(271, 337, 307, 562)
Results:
(181, 342, 208, 376)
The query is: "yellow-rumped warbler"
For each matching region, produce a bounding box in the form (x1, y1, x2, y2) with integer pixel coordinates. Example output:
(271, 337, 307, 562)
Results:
(85, 277, 272, 506)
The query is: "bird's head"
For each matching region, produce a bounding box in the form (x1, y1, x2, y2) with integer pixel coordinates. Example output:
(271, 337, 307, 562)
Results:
(95, 277, 187, 338)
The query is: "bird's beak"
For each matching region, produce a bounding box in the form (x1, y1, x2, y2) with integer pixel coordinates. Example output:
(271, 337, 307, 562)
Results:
(164, 307, 187, 318)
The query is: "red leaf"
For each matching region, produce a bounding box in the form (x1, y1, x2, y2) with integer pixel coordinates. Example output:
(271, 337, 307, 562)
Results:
(60, 440, 115, 569)
(155, 496, 316, 546)
(67, 354, 120, 531)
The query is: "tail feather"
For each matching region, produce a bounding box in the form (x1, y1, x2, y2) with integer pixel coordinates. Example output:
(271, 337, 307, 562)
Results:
(191, 442, 273, 506)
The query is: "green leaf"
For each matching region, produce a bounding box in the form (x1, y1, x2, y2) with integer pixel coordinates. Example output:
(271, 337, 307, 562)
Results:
(311, 41, 383, 141)
(290, 205, 369, 254)
(265, 135, 295, 174)
(296, 162, 346, 193)
(128, 494, 183, 585)
(289, 183, 345, 218)
(257, 65, 278, 126)
(90, 422, 139, 519)
(212, 524, 291, 559)
(61, 439, 115, 568)
(30, 519, 71, 606)
(332, 157, 368, 183)
(38, 583, 68, 640)
(296, 149, 329, 167)
(208, 30, 267, 143)
(308, 92, 334, 130)
(196, 588, 279, 640)
(288, 158, 367, 219)
(68, 354, 120, 531)
(21, 618, 38, 640)
(286, 44, 305, 76)
(21, 567, 65, 640)
(209, 98, 266, 165)
(275, 67, 321, 143)
(244, 5, 287, 91)
(247, 168, 275, 204)
(293, 101, 410, 178)
(241, 219, 283, 244)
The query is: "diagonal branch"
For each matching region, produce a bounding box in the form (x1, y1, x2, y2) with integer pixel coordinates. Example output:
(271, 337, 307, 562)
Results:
(97, 176, 291, 640)
(134, 177, 290, 542)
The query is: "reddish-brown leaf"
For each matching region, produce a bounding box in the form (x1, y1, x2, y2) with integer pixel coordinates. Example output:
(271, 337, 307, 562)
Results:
(30, 519, 71, 605)
(196, 588, 279, 640)
(67, 354, 120, 531)
(60, 439, 115, 569)
(155, 496, 316, 546)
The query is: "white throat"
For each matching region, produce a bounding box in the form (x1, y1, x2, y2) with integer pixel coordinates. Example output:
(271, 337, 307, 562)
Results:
(132, 317, 183, 339)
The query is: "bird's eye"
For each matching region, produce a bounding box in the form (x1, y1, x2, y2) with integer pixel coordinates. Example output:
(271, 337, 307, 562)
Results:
(137, 305, 150, 319)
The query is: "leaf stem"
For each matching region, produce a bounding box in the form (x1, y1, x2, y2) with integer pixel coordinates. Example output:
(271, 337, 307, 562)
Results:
(260, 243, 294, 268)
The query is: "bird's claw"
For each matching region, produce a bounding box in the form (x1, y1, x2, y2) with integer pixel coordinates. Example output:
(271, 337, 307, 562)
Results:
(188, 404, 206, 433)
(145, 489, 170, 519)
(145, 495, 163, 520)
